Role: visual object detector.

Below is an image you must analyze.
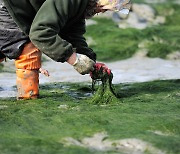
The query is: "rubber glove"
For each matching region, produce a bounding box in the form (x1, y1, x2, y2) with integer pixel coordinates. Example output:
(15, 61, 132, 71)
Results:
(72, 54, 95, 75)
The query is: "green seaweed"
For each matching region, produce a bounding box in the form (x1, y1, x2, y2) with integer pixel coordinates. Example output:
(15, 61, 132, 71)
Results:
(90, 68, 119, 105)
(0, 80, 180, 154)
(91, 80, 119, 105)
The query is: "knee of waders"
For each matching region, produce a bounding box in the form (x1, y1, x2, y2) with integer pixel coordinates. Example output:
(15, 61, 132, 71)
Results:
(15, 42, 41, 70)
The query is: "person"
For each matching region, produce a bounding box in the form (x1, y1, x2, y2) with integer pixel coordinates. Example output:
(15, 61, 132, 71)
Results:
(0, 0, 131, 100)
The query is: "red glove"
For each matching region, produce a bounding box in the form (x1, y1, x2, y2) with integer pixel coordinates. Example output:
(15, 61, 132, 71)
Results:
(90, 62, 112, 80)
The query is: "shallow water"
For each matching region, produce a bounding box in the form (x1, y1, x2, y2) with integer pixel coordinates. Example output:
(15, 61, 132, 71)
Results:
(0, 57, 180, 98)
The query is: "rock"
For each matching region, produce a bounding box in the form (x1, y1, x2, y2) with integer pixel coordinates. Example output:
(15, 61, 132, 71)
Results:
(118, 12, 129, 20)
(118, 13, 165, 29)
(166, 51, 180, 60)
(112, 12, 121, 23)
(132, 3, 155, 22)
(134, 49, 149, 58)
(119, 12, 148, 29)
(118, 3, 157, 29)
(111, 12, 129, 23)
(63, 132, 165, 153)
(93, 3, 166, 30)
(153, 16, 166, 25)
(135, 40, 151, 58)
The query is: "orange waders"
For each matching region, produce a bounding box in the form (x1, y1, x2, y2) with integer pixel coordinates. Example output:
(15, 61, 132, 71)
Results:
(15, 42, 41, 99)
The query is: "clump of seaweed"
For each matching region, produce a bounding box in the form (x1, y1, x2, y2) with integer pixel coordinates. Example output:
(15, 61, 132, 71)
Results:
(90, 63, 119, 105)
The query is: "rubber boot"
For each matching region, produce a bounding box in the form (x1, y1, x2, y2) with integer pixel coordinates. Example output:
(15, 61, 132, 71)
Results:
(16, 69, 39, 99)
(15, 42, 41, 100)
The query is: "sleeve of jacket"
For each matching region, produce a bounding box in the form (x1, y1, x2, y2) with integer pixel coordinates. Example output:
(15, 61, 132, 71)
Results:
(65, 19, 96, 62)
(29, 0, 74, 62)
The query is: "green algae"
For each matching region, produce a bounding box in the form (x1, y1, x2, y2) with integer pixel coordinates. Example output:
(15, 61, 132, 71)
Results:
(0, 80, 180, 154)
(90, 66, 119, 105)
(91, 78, 119, 105)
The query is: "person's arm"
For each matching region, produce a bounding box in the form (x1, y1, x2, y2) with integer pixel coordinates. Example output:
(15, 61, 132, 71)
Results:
(65, 19, 96, 62)
(29, 0, 74, 63)
(29, 0, 95, 74)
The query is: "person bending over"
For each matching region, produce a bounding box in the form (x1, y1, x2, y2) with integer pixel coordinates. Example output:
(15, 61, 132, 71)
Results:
(0, 0, 131, 99)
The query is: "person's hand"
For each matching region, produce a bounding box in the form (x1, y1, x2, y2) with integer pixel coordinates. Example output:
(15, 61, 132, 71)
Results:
(73, 54, 95, 75)
(39, 68, 50, 77)
(67, 53, 95, 75)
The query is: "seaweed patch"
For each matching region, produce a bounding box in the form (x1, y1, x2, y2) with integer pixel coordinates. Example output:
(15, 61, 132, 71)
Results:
(90, 63, 119, 104)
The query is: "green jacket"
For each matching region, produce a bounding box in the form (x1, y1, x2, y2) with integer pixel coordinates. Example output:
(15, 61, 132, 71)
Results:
(4, 0, 96, 62)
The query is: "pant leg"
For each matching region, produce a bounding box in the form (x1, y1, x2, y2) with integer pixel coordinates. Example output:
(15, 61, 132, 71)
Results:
(0, 1, 29, 59)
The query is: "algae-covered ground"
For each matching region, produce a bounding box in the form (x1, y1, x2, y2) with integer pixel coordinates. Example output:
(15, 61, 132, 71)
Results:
(0, 0, 180, 154)
(0, 80, 180, 154)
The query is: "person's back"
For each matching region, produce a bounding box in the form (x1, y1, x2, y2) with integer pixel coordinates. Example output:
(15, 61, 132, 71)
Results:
(3, 0, 46, 34)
